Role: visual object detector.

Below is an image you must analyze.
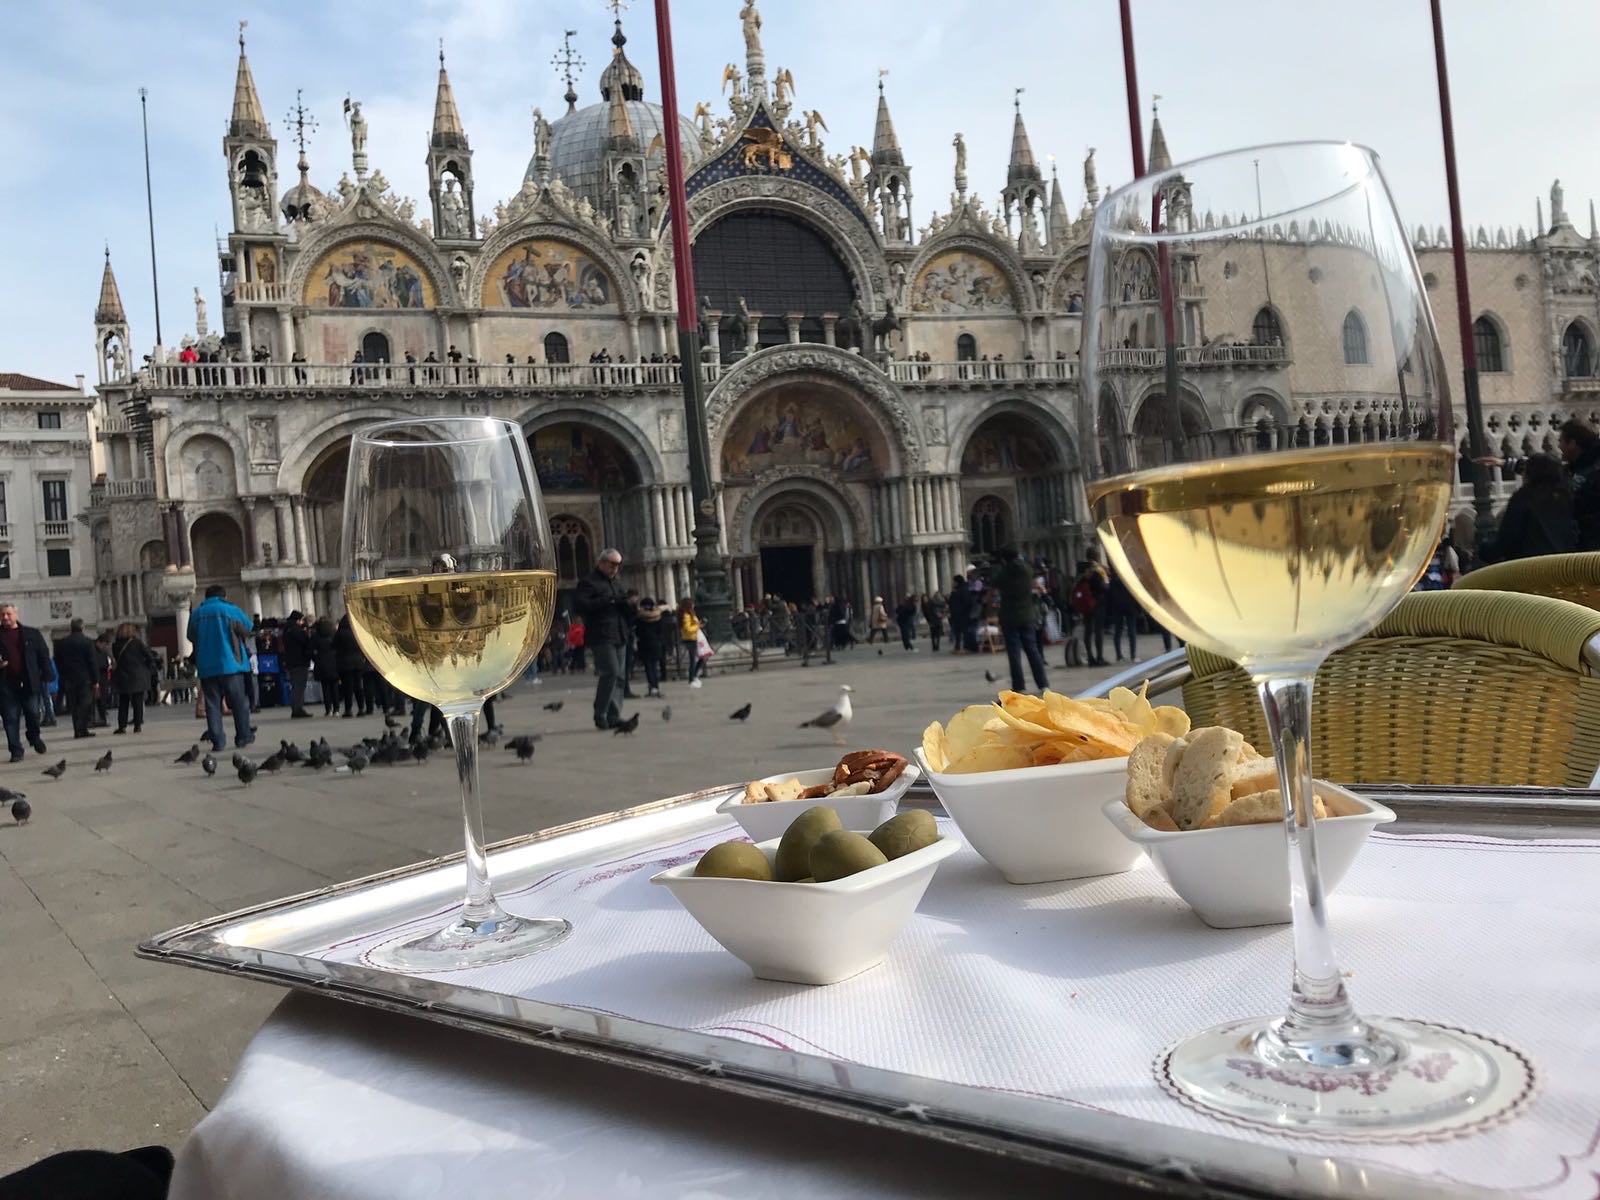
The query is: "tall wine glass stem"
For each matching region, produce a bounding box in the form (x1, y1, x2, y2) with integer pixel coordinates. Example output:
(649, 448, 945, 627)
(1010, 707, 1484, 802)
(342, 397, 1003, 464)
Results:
(1256, 674, 1393, 1067)
(446, 707, 505, 928)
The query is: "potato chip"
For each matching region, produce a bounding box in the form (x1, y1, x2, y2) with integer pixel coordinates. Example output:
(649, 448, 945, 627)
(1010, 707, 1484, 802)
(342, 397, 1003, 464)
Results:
(997, 690, 1050, 722)
(1153, 707, 1192, 738)
(920, 720, 950, 773)
(945, 704, 997, 760)
(946, 743, 1036, 774)
(1041, 692, 1139, 755)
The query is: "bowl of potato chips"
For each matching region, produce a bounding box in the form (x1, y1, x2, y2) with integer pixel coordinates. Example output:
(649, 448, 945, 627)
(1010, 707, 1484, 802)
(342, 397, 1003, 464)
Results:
(915, 686, 1189, 884)
(1101, 728, 1395, 927)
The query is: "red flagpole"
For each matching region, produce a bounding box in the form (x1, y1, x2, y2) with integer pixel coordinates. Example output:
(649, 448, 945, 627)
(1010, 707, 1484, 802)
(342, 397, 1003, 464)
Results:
(1119, 0, 1145, 178)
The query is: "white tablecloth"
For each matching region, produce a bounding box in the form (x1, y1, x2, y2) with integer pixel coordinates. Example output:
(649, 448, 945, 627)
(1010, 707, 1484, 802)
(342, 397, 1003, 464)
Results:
(169, 993, 1075, 1200)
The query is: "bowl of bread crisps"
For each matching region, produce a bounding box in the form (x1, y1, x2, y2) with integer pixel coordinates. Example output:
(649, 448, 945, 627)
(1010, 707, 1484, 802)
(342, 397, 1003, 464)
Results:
(1101, 726, 1396, 927)
(715, 750, 919, 843)
(915, 686, 1188, 883)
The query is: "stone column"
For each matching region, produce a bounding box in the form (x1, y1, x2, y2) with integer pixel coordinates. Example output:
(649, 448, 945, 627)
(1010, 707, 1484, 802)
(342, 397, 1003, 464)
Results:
(785, 313, 803, 344)
(919, 477, 933, 533)
(290, 497, 311, 565)
(247, 583, 263, 618)
(822, 313, 838, 347)
(467, 315, 482, 363)
(650, 488, 668, 552)
(165, 569, 197, 656)
(273, 497, 290, 562)
(856, 556, 872, 621)
(679, 487, 694, 548)
(239, 497, 259, 565)
(744, 313, 762, 355)
(626, 317, 641, 363)
(655, 317, 671, 357)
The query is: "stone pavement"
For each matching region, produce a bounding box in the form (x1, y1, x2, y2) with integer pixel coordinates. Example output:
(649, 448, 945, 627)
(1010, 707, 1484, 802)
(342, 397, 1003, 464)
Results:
(0, 642, 1160, 1171)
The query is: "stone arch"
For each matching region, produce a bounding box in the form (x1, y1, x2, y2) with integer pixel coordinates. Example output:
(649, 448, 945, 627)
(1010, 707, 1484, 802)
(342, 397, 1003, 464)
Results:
(165, 423, 249, 500)
(471, 221, 642, 314)
(905, 232, 1034, 314)
(1251, 303, 1289, 350)
(516, 404, 662, 487)
(1042, 249, 1088, 314)
(1563, 318, 1596, 378)
(286, 218, 453, 311)
(730, 467, 868, 557)
(1236, 390, 1291, 428)
(705, 343, 924, 473)
(1131, 385, 1212, 466)
(276, 406, 420, 494)
(1473, 310, 1511, 373)
(190, 511, 246, 594)
(948, 396, 1078, 473)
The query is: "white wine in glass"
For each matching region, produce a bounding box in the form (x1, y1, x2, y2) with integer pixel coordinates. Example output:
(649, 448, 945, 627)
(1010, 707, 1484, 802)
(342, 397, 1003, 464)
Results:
(343, 418, 569, 972)
(1082, 143, 1531, 1138)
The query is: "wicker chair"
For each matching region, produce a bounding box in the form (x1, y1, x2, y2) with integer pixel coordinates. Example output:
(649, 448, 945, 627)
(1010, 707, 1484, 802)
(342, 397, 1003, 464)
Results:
(1452, 551, 1600, 611)
(1085, 592, 1600, 789)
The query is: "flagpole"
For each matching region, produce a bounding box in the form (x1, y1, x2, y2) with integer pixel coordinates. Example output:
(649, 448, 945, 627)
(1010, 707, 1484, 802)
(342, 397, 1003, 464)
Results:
(1430, 0, 1495, 544)
(139, 87, 164, 348)
(654, 0, 732, 640)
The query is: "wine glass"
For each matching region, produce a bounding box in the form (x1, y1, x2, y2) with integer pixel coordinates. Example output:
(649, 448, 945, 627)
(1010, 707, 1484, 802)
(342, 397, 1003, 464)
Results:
(342, 417, 570, 972)
(1081, 143, 1530, 1138)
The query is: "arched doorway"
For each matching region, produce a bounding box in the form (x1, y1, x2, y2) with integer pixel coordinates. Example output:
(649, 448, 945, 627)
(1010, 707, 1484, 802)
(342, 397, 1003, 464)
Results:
(958, 410, 1075, 569)
(755, 502, 824, 604)
(360, 331, 391, 363)
(544, 331, 570, 364)
(525, 420, 646, 592)
(303, 441, 350, 570)
(1132, 392, 1211, 467)
(191, 512, 245, 598)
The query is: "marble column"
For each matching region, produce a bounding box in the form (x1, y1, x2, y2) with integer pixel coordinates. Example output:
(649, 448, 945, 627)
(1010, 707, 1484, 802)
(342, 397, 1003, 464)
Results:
(290, 498, 311, 565)
(650, 488, 668, 552)
(678, 487, 694, 548)
(856, 556, 871, 621)
(744, 313, 762, 355)
(626, 318, 641, 363)
(919, 477, 933, 533)
(174, 597, 192, 656)
(240, 497, 258, 565)
(278, 311, 295, 361)
(273, 497, 291, 562)
(247, 583, 263, 618)
(785, 313, 803, 344)
(467, 315, 482, 362)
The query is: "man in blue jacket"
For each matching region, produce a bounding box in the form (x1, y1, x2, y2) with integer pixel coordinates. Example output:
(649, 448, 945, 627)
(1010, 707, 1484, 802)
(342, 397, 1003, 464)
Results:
(187, 584, 255, 751)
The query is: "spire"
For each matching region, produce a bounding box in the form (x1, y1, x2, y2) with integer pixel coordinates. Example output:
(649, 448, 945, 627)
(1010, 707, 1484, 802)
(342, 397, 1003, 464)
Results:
(1590, 199, 1597, 241)
(229, 22, 268, 139)
(599, 20, 645, 103)
(1007, 90, 1040, 183)
(96, 248, 127, 325)
(1148, 97, 1171, 172)
(871, 78, 902, 166)
(431, 44, 468, 151)
(1048, 162, 1070, 244)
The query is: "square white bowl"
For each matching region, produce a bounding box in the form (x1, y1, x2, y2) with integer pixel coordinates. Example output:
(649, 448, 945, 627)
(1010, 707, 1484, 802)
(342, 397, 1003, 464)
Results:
(1100, 784, 1396, 928)
(914, 748, 1142, 884)
(650, 833, 959, 985)
(714, 763, 921, 844)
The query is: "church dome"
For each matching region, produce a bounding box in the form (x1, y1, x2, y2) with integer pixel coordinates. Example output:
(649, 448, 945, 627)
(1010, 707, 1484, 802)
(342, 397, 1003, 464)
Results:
(528, 100, 704, 201)
(281, 152, 331, 224)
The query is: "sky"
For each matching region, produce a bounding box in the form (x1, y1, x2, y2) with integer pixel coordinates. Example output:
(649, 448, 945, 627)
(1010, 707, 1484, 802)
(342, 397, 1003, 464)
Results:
(3, 0, 1597, 385)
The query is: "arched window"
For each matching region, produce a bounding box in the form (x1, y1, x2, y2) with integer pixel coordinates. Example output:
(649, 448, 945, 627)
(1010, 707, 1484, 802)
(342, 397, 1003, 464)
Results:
(543, 331, 570, 365)
(955, 334, 977, 362)
(1564, 322, 1594, 378)
(1341, 310, 1368, 365)
(549, 515, 592, 588)
(1472, 317, 1504, 373)
(970, 496, 1007, 556)
(1251, 307, 1283, 347)
(360, 331, 390, 363)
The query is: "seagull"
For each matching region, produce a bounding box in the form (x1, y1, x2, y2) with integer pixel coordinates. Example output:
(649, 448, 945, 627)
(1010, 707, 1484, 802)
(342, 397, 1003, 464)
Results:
(799, 685, 854, 746)
(729, 703, 751, 721)
(11, 798, 31, 825)
(94, 750, 113, 773)
(41, 759, 67, 780)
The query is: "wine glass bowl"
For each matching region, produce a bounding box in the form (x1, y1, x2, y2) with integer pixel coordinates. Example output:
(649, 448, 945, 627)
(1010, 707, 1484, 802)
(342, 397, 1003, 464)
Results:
(343, 417, 569, 972)
(1080, 143, 1532, 1138)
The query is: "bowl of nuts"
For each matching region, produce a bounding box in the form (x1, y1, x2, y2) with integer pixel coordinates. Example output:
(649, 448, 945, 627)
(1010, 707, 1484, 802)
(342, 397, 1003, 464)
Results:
(715, 749, 919, 843)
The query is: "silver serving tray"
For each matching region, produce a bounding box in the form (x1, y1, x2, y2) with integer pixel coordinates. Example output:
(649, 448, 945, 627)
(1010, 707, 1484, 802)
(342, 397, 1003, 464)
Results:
(139, 782, 1600, 1200)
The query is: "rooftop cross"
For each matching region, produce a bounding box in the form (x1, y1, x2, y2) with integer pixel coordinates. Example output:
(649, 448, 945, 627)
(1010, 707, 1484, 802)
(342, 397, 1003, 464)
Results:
(553, 29, 585, 113)
(285, 89, 318, 155)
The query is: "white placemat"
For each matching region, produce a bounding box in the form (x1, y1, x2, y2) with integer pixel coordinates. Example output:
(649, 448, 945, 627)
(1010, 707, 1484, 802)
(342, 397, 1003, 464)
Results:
(309, 824, 1600, 1197)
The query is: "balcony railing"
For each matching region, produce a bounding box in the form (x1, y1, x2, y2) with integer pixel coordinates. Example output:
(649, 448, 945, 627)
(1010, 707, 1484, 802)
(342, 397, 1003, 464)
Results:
(1565, 375, 1600, 393)
(40, 521, 73, 540)
(233, 281, 292, 303)
(0, 524, 10, 541)
(92, 479, 155, 501)
(1097, 344, 1289, 370)
(886, 360, 1077, 385)
(149, 360, 723, 393)
(96, 415, 130, 438)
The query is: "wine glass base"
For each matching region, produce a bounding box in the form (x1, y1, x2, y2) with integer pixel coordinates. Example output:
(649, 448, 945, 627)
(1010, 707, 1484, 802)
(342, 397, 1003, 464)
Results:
(1157, 1016, 1535, 1142)
(371, 913, 572, 974)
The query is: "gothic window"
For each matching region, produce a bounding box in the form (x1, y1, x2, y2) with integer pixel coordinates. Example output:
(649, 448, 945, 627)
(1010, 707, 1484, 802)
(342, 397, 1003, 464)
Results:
(1564, 322, 1593, 377)
(1472, 317, 1504, 373)
(956, 334, 977, 362)
(1251, 307, 1283, 347)
(360, 331, 391, 363)
(41, 479, 67, 523)
(1341, 310, 1368, 365)
(544, 332, 570, 364)
(693, 211, 854, 348)
(970, 496, 1007, 556)
(549, 515, 592, 587)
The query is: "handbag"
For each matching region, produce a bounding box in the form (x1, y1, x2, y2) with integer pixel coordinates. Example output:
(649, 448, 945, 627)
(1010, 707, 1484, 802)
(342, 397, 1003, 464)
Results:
(694, 629, 713, 661)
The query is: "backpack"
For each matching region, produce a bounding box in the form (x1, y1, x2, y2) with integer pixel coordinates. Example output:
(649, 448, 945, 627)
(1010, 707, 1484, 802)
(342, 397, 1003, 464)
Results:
(1069, 579, 1096, 614)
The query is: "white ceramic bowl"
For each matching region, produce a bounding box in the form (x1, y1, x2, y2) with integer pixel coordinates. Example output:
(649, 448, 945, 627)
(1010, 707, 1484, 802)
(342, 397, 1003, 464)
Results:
(651, 832, 958, 985)
(714, 763, 921, 844)
(914, 748, 1141, 884)
(1100, 784, 1396, 928)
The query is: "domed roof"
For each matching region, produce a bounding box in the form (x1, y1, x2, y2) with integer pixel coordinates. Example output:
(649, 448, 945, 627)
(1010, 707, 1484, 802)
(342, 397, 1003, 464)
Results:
(527, 100, 704, 201)
(281, 152, 331, 224)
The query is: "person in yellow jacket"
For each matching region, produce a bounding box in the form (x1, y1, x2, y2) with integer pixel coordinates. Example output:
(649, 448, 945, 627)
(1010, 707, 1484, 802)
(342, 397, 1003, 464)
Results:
(677, 598, 705, 688)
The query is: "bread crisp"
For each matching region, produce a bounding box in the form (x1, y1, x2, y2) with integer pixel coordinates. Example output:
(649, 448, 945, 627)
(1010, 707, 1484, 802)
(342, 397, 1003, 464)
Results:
(1125, 731, 1177, 820)
(1217, 787, 1329, 826)
(1167, 726, 1246, 831)
(764, 777, 807, 802)
(1229, 757, 1279, 801)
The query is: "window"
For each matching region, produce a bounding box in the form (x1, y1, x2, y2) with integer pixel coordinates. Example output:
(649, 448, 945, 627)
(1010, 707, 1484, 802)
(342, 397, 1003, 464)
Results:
(360, 331, 391, 363)
(37, 411, 61, 430)
(543, 332, 570, 364)
(970, 496, 1007, 556)
(955, 334, 977, 362)
(1473, 317, 1504, 373)
(0, 481, 7, 525)
(46, 548, 71, 577)
(41, 479, 67, 522)
(1565, 323, 1594, 378)
(1252, 307, 1283, 347)
(1341, 310, 1368, 365)
(0, 552, 9, 579)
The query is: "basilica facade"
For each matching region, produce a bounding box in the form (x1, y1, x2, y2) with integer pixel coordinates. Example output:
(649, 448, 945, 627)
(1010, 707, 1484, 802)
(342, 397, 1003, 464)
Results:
(87, 9, 1600, 656)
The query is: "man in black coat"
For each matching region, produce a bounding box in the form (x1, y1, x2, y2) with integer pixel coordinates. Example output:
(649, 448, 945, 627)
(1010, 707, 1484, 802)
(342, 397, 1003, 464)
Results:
(1559, 418, 1600, 551)
(946, 575, 971, 655)
(92, 632, 112, 727)
(280, 611, 313, 718)
(995, 546, 1049, 693)
(0, 603, 51, 761)
(53, 618, 100, 738)
(573, 549, 632, 729)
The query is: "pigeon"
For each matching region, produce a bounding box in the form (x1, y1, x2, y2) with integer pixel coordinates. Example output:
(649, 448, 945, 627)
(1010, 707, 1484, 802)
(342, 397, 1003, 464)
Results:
(984, 669, 997, 684)
(231, 753, 246, 770)
(94, 750, 113, 773)
(280, 740, 304, 764)
(384, 713, 401, 729)
(877, 649, 884, 656)
(11, 798, 31, 825)
(411, 740, 431, 765)
(236, 759, 258, 787)
(661, 705, 672, 722)
(612, 712, 640, 736)
(347, 751, 369, 775)
(258, 751, 284, 774)
(729, 703, 752, 721)
(798, 685, 855, 746)
(304, 741, 334, 769)
(174, 745, 201, 765)
(41, 759, 67, 780)
(542, 700, 564, 712)
(201, 755, 217, 776)
(0, 787, 25, 803)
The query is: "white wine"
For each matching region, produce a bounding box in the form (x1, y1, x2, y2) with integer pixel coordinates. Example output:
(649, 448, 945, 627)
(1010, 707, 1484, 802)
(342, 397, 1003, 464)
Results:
(344, 569, 557, 706)
(1087, 444, 1454, 670)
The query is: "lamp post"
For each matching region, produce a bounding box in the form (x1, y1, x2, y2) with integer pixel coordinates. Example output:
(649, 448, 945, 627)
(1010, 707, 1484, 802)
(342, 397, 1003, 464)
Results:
(653, 0, 733, 640)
